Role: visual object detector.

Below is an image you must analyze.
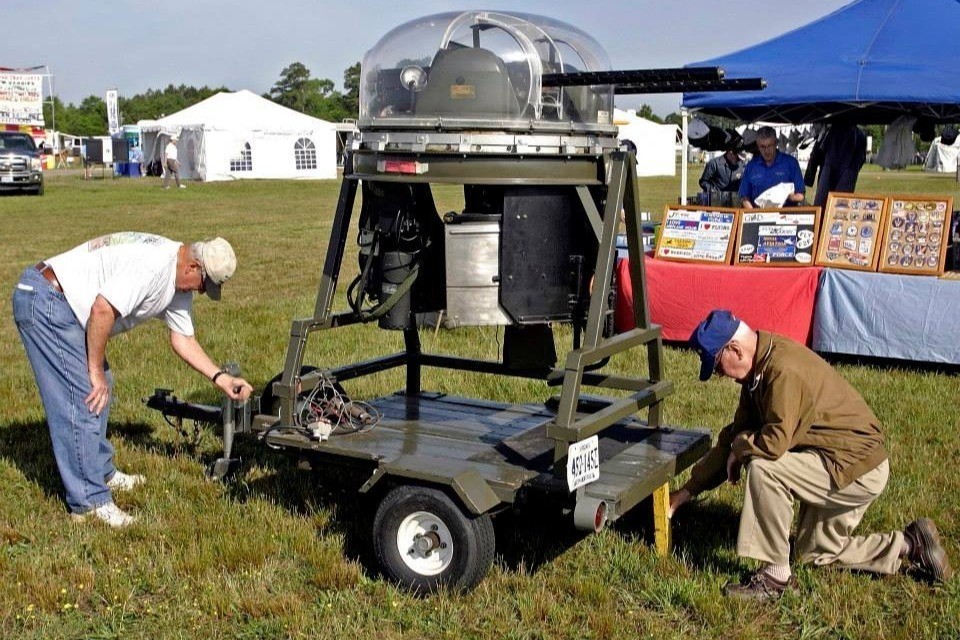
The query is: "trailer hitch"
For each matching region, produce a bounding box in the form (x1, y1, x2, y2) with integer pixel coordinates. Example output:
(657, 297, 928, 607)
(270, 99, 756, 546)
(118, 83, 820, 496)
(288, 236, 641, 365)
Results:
(142, 363, 253, 480)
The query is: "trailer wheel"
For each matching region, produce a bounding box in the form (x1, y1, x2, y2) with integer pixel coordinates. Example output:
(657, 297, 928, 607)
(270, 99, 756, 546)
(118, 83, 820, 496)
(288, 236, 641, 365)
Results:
(373, 485, 495, 594)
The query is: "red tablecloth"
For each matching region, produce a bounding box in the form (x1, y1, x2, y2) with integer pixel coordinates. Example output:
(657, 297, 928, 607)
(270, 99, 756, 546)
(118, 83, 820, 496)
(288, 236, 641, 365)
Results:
(616, 257, 822, 345)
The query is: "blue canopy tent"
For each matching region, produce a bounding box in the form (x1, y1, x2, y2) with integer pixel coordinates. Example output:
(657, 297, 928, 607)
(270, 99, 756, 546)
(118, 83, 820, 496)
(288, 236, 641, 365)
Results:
(677, 0, 960, 366)
(682, 0, 960, 124)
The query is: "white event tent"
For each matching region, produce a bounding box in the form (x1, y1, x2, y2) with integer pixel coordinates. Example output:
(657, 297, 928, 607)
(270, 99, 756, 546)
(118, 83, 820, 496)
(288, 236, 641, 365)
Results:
(613, 109, 678, 177)
(138, 90, 337, 182)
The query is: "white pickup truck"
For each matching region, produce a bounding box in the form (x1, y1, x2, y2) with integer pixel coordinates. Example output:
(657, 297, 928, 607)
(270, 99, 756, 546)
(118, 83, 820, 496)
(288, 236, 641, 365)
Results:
(0, 131, 44, 195)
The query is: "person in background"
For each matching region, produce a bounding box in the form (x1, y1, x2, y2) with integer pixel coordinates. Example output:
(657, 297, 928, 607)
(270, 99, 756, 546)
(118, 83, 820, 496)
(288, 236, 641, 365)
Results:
(81, 140, 92, 180)
(739, 126, 805, 208)
(129, 142, 145, 177)
(698, 145, 744, 205)
(12, 233, 253, 527)
(670, 309, 952, 601)
(163, 135, 185, 189)
(806, 123, 868, 207)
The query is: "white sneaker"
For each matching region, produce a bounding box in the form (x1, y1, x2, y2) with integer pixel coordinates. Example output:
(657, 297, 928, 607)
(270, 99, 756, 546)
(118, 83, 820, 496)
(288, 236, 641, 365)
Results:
(178, 184, 187, 189)
(71, 502, 136, 528)
(107, 471, 146, 492)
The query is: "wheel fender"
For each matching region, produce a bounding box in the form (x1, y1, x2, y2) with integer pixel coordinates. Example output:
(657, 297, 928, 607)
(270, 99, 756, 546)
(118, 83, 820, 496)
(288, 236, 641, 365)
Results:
(360, 458, 500, 515)
(448, 468, 500, 515)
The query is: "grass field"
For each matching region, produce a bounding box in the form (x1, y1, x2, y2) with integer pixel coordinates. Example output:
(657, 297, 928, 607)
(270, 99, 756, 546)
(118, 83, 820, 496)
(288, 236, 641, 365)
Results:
(0, 166, 958, 640)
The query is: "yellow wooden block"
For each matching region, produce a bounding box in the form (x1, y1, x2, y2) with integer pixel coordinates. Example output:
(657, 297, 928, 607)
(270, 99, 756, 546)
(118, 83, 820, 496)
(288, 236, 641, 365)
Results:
(652, 482, 671, 555)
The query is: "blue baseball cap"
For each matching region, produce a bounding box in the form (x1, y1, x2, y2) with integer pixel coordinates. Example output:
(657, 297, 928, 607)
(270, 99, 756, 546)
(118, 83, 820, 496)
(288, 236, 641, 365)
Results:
(689, 309, 741, 381)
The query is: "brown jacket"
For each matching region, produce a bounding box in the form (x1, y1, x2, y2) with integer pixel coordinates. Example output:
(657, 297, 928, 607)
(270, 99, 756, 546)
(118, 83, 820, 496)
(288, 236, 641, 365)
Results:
(685, 331, 887, 495)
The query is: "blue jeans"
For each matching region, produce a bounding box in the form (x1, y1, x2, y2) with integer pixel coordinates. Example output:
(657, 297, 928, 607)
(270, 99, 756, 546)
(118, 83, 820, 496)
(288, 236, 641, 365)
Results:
(12, 266, 116, 514)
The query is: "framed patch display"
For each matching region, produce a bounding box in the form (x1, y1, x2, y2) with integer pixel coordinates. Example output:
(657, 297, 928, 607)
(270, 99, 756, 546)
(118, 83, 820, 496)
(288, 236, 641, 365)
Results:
(654, 205, 738, 265)
(878, 195, 954, 276)
(734, 207, 820, 267)
(814, 193, 887, 271)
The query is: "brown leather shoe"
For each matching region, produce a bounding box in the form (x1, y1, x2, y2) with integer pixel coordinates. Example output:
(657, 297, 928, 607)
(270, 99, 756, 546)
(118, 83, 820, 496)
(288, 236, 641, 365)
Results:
(724, 570, 798, 602)
(905, 518, 953, 583)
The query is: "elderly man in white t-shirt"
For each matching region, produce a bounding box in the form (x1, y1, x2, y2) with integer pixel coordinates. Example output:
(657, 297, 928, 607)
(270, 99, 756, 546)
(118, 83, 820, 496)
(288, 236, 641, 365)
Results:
(162, 135, 184, 189)
(12, 232, 253, 527)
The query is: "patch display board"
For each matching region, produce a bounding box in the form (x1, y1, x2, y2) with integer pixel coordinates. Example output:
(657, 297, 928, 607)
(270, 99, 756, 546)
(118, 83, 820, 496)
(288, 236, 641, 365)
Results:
(734, 207, 820, 267)
(814, 193, 887, 271)
(654, 205, 738, 265)
(878, 195, 954, 276)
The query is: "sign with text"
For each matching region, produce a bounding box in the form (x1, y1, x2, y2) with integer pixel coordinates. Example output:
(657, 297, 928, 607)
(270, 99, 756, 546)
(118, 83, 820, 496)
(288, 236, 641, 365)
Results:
(105, 89, 120, 135)
(654, 205, 738, 265)
(735, 208, 820, 267)
(566, 435, 600, 492)
(0, 73, 43, 126)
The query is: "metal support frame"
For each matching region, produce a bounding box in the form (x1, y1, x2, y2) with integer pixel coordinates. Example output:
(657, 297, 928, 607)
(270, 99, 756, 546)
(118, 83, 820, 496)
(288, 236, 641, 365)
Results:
(276, 169, 358, 424)
(274, 148, 669, 476)
(404, 328, 422, 394)
(680, 107, 689, 206)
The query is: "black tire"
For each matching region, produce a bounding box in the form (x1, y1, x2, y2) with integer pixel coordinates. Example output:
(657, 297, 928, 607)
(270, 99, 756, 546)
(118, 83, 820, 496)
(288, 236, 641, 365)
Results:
(373, 485, 495, 594)
(33, 183, 44, 196)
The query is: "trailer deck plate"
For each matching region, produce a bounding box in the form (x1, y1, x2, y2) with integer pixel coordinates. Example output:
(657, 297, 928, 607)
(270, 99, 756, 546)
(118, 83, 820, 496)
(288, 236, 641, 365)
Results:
(263, 391, 710, 508)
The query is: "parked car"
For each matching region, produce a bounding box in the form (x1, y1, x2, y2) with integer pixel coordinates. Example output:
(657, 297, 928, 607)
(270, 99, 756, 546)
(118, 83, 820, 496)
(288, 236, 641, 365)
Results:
(0, 131, 44, 195)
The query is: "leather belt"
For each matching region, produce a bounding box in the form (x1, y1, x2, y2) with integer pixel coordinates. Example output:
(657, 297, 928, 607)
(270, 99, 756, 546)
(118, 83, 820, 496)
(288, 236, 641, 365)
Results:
(34, 261, 63, 292)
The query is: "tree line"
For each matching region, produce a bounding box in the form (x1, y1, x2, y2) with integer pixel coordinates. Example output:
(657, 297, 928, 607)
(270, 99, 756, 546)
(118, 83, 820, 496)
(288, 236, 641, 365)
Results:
(42, 62, 361, 137)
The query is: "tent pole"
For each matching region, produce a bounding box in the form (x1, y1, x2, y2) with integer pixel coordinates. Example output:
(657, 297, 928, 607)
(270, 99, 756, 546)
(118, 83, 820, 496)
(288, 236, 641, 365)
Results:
(680, 107, 689, 204)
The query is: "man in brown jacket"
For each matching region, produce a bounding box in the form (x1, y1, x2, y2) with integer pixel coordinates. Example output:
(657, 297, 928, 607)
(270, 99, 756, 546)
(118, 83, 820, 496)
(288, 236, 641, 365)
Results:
(670, 309, 951, 601)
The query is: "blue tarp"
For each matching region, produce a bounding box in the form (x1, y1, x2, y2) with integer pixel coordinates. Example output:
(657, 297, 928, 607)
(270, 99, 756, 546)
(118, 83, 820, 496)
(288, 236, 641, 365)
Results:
(683, 0, 960, 123)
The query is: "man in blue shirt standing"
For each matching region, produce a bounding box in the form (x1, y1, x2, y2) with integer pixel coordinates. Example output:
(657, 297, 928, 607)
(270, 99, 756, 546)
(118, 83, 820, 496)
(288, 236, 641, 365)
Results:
(739, 126, 806, 208)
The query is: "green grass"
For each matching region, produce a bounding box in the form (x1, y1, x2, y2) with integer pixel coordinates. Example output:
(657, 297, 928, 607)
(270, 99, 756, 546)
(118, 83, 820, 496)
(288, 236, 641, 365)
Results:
(0, 168, 958, 639)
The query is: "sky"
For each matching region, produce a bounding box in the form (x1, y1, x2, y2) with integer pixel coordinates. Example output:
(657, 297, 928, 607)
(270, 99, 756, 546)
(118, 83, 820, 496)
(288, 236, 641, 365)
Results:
(6, 0, 853, 119)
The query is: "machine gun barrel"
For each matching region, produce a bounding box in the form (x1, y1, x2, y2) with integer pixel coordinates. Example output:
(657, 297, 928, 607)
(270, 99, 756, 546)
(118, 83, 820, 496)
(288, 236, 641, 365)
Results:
(541, 66, 764, 95)
(614, 77, 766, 95)
(542, 66, 724, 87)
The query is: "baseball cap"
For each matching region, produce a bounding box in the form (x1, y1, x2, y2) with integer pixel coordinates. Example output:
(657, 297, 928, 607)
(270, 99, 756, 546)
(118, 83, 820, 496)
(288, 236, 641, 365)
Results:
(689, 309, 741, 381)
(196, 237, 236, 300)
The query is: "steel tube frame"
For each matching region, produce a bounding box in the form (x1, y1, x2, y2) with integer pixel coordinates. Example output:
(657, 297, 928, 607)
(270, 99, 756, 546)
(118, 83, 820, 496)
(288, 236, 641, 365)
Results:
(275, 148, 669, 475)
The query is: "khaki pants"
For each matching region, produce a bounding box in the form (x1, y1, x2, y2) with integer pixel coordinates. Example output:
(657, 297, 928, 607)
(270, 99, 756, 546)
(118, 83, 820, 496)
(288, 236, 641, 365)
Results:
(163, 158, 181, 188)
(738, 450, 903, 574)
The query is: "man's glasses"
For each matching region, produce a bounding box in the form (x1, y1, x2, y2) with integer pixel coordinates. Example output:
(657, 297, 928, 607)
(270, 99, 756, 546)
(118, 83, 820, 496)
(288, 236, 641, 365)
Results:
(713, 344, 728, 376)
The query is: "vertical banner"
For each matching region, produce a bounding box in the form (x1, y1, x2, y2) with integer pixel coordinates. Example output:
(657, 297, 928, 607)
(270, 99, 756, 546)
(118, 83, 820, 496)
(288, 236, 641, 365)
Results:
(105, 89, 120, 135)
(0, 73, 44, 126)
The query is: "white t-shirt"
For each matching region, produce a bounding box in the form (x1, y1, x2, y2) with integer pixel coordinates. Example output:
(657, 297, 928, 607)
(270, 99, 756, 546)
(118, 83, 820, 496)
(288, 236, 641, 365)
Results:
(164, 141, 178, 162)
(45, 232, 194, 336)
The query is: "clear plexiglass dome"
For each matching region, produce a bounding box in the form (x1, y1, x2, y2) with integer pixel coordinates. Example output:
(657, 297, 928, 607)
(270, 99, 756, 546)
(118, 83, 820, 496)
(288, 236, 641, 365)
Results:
(359, 11, 615, 132)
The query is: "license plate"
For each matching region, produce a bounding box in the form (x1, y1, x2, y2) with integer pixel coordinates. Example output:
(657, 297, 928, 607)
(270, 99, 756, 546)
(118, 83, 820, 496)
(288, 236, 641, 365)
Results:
(0, 176, 12, 183)
(566, 435, 600, 491)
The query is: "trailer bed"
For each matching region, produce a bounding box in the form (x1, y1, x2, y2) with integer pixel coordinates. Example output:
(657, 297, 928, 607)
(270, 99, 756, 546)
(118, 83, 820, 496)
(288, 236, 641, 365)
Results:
(263, 391, 710, 517)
